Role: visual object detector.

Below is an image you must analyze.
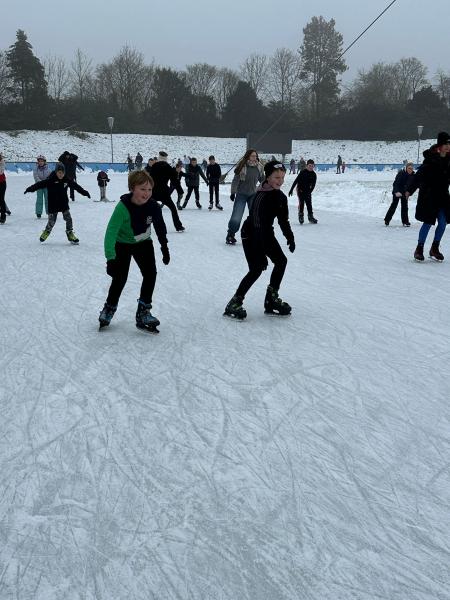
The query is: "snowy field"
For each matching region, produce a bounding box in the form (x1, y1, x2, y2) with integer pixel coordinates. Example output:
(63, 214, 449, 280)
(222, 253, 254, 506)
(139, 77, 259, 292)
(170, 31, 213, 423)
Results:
(1, 169, 449, 600)
(0, 129, 433, 164)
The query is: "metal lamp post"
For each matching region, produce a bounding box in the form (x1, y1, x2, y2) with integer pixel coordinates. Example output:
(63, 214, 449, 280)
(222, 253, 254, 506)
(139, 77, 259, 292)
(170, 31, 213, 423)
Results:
(417, 125, 424, 165)
(107, 116, 114, 163)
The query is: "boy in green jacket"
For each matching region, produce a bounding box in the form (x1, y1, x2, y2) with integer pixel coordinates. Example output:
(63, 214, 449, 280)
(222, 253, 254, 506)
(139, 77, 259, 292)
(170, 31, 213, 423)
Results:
(99, 170, 170, 333)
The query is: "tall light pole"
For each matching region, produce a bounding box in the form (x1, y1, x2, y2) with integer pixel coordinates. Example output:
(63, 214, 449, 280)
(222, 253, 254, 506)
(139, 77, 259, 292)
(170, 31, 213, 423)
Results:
(107, 116, 114, 163)
(417, 125, 423, 165)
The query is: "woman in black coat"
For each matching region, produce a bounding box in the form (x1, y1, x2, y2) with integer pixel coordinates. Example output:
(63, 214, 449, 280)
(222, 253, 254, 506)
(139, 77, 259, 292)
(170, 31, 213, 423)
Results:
(384, 162, 415, 226)
(406, 132, 450, 261)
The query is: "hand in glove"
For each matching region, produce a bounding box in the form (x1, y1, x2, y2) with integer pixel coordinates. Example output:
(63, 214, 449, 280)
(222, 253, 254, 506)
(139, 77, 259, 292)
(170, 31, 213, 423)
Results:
(287, 239, 296, 253)
(83, 191, 91, 199)
(230, 193, 235, 201)
(161, 245, 170, 265)
(24, 187, 31, 194)
(106, 259, 117, 277)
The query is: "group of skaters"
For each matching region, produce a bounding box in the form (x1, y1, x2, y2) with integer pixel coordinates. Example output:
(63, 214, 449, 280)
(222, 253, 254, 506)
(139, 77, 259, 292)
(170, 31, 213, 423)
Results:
(2, 130, 450, 328)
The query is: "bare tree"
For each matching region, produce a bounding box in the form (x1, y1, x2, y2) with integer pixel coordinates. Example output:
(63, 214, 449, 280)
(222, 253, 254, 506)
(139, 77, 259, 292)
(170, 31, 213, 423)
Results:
(0, 51, 10, 103)
(185, 63, 218, 97)
(70, 48, 93, 103)
(212, 67, 239, 116)
(435, 69, 450, 108)
(109, 46, 146, 112)
(240, 53, 268, 98)
(44, 55, 70, 101)
(267, 48, 302, 109)
(393, 57, 428, 104)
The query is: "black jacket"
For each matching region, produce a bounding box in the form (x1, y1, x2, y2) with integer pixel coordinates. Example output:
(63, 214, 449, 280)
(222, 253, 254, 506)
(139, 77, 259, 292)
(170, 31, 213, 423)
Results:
(58, 153, 83, 180)
(206, 163, 222, 184)
(185, 164, 208, 187)
(407, 147, 450, 225)
(26, 172, 89, 213)
(241, 187, 294, 249)
(392, 169, 414, 197)
(149, 161, 178, 201)
(289, 168, 316, 197)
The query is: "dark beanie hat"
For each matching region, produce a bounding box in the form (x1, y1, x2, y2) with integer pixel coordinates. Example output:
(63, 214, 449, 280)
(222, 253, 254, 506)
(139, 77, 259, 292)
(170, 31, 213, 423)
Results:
(437, 131, 450, 146)
(55, 162, 65, 173)
(264, 160, 286, 178)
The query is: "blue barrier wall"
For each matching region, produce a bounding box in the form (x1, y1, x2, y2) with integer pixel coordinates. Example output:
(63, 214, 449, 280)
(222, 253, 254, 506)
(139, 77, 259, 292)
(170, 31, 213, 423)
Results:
(5, 162, 407, 173)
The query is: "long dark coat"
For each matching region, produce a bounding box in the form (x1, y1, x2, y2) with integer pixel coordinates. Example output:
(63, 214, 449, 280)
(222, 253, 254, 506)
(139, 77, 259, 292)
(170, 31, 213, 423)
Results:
(26, 172, 89, 213)
(408, 147, 450, 225)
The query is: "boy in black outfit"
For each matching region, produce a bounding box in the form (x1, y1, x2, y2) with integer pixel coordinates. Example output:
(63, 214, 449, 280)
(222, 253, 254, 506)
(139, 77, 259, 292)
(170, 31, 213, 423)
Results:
(288, 159, 317, 224)
(58, 151, 84, 201)
(24, 162, 90, 243)
(224, 160, 295, 320)
(182, 157, 208, 209)
(149, 151, 185, 231)
(97, 170, 110, 201)
(206, 155, 223, 210)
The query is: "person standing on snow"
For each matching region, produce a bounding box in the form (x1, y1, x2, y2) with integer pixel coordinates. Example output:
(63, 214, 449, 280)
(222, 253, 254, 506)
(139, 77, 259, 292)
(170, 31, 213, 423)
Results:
(336, 155, 343, 174)
(288, 159, 318, 224)
(223, 160, 295, 320)
(32, 155, 50, 218)
(206, 155, 223, 210)
(384, 162, 414, 227)
(406, 131, 450, 262)
(225, 149, 265, 244)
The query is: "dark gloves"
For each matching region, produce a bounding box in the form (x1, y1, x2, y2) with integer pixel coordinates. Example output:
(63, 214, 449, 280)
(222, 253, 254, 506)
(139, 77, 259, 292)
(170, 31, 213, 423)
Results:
(287, 239, 296, 253)
(230, 193, 235, 201)
(24, 187, 31, 194)
(83, 191, 91, 199)
(106, 259, 117, 277)
(161, 245, 170, 265)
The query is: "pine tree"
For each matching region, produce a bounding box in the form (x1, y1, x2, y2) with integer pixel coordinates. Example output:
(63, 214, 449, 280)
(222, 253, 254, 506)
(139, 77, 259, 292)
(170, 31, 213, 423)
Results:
(7, 30, 48, 110)
(300, 16, 346, 120)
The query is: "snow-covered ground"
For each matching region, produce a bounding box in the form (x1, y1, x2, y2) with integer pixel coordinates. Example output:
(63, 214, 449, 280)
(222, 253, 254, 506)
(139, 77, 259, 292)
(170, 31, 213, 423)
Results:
(1, 170, 449, 600)
(0, 129, 432, 164)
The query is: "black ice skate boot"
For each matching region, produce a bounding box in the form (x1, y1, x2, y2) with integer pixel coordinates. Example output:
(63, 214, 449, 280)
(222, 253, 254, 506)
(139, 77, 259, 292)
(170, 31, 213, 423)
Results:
(223, 295, 247, 320)
(308, 214, 318, 224)
(136, 299, 160, 333)
(429, 241, 444, 261)
(208, 202, 213, 210)
(226, 231, 237, 245)
(298, 212, 304, 225)
(98, 303, 117, 330)
(216, 203, 223, 210)
(414, 243, 425, 262)
(264, 285, 292, 316)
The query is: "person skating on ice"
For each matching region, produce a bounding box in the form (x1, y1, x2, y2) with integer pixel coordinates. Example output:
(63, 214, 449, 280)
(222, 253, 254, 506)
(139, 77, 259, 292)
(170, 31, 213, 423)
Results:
(168, 163, 185, 209)
(224, 160, 295, 320)
(99, 170, 170, 332)
(58, 151, 84, 201)
(384, 162, 414, 227)
(406, 131, 450, 262)
(0, 151, 10, 224)
(206, 155, 223, 210)
(32, 155, 50, 218)
(182, 157, 208, 209)
(226, 149, 264, 244)
(149, 151, 185, 231)
(24, 162, 90, 243)
(97, 170, 110, 201)
(288, 159, 317, 224)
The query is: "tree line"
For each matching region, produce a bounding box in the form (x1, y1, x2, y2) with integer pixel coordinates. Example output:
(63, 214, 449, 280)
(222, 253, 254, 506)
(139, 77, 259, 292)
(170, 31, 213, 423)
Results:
(1, 19, 449, 140)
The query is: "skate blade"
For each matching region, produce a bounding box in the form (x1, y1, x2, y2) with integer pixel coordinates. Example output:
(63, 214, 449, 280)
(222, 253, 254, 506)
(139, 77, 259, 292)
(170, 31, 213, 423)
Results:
(264, 310, 291, 317)
(136, 323, 160, 334)
(99, 323, 110, 331)
(69, 241, 79, 245)
(429, 256, 444, 262)
(223, 312, 246, 321)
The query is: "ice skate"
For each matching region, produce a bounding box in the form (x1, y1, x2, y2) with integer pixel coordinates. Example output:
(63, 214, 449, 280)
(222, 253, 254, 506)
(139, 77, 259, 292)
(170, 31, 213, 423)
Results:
(308, 214, 318, 224)
(208, 203, 213, 210)
(429, 241, 444, 262)
(136, 299, 160, 333)
(215, 203, 223, 210)
(196, 202, 202, 209)
(298, 212, 304, 225)
(223, 295, 247, 320)
(226, 232, 237, 245)
(39, 229, 50, 242)
(66, 230, 79, 244)
(98, 303, 117, 330)
(264, 285, 291, 316)
(414, 243, 424, 262)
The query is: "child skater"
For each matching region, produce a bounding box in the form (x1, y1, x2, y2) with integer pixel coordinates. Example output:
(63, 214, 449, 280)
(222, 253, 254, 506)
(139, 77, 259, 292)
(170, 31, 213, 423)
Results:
(33, 155, 50, 218)
(206, 155, 223, 210)
(224, 160, 295, 320)
(97, 170, 110, 201)
(288, 159, 317, 224)
(0, 151, 8, 224)
(98, 170, 170, 333)
(24, 162, 90, 243)
(406, 131, 450, 262)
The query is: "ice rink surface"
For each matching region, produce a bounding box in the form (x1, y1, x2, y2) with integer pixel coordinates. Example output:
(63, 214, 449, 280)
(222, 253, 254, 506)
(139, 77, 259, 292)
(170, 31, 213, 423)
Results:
(1, 171, 449, 599)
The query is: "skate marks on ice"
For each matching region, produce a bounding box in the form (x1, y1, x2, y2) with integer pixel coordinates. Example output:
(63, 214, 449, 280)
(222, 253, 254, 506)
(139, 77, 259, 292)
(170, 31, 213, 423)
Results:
(1, 175, 450, 599)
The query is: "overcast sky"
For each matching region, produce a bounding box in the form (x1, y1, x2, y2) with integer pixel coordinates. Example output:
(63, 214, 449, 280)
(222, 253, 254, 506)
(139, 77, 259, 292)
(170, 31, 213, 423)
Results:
(1, 0, 448, 86)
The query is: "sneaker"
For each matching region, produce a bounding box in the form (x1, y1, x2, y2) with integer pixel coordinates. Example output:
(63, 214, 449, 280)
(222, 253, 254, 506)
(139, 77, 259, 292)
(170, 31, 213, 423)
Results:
(66, 230, 79, 244)
(39, 229, 50, 242)
(226, 232, 237, 245)
(414, 243, 424, 262)
(216, 204, 223, 211)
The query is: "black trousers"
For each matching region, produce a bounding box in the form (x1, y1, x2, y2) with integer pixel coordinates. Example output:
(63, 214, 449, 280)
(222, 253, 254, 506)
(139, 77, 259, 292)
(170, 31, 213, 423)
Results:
(208, 182, 219, 204)
(154, 192, 183, 229)
(0, 181, 6, 216)
(184, 186, 200, 205)
(236, 235, 287, 299)
(385, 195, 409, 224)
(106, 240, 157, 307)
(298, 193, 313, 216)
